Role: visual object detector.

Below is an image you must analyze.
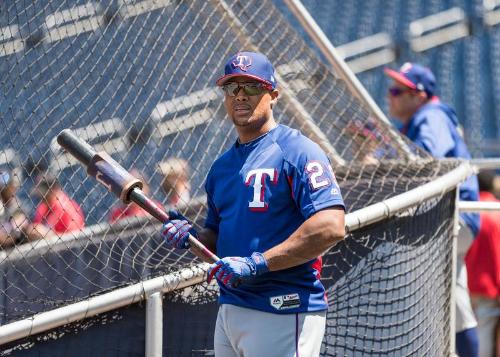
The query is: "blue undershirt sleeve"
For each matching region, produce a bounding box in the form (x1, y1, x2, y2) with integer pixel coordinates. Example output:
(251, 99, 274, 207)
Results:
(204, 178, 220, 233)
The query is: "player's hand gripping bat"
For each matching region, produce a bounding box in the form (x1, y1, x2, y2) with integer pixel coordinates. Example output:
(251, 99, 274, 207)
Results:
(56, 129, 219, 263)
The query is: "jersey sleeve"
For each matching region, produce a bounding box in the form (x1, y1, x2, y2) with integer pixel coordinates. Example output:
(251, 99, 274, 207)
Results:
(413, 111, 455, 158)
(204, 174, 220, 233)
(284, 141, 345, 219)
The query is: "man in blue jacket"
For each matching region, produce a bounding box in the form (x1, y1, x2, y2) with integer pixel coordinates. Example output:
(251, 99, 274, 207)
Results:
(385, 62, 480, 357)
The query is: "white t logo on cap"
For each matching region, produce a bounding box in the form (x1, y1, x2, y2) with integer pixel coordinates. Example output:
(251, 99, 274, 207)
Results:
(232, 55, 252, 71)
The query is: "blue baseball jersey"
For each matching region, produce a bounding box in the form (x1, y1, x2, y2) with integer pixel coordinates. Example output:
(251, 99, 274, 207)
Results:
(204, 124, 344, 314)
(402, 100, 480, 236)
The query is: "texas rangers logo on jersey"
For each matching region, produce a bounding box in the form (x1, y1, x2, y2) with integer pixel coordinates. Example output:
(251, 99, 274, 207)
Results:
(245, 168, 278, 211)
(232, 55, 252, 71)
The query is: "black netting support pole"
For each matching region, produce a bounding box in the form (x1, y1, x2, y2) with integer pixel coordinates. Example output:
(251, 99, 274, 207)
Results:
(450, 187, 460, 355)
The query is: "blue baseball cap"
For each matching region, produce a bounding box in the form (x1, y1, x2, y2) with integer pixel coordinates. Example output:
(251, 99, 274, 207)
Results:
(384, 62, 436, 98)
(216, 51, 277, 89)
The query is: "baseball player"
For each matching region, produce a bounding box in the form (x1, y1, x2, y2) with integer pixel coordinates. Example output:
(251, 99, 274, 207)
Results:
(162, 51, 346, 356)
(385, 62, 480, 357)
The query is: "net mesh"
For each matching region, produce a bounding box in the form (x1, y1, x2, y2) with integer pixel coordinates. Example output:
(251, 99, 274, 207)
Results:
(0, 0, 457, 355)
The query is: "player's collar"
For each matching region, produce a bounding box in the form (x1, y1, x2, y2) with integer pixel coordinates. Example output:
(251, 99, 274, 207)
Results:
(235, 124, 278, 148)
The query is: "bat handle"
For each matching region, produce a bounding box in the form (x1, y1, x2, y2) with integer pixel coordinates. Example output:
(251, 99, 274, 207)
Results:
(187, 234, 219, 263)
(129, 187, 219, 263)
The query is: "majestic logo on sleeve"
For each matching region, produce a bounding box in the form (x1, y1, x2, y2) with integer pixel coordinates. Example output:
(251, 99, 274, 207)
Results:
(245, 168, 278, 211)
(232, 55, 252, 71)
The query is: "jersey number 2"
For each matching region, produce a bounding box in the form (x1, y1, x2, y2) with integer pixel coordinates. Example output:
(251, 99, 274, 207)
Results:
(306, 161, 330, 190)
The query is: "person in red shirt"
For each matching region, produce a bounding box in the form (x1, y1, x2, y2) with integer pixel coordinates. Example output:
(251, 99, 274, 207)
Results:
(25, 173, 85, 241)
(466, 170, 500, 357)
(109, 202, 149, 223)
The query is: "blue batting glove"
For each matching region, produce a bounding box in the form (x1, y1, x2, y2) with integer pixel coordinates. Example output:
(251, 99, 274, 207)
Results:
(161, 220, 196, 249)
(207, 252, 269, 287)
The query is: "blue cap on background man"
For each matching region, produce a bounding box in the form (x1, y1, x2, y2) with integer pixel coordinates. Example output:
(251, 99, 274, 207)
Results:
(216, 51, 277, 89)
(384, 62, 436, 98)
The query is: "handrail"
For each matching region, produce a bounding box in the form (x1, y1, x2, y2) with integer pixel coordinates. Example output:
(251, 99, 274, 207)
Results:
(459, 201, 500, 212)
(0, 195, 207, 261)
(470, 158, 500, 170)
(345, 161, 473, 231)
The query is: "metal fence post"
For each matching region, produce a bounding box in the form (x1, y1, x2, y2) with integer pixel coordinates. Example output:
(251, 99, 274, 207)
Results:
(146, 292, 163, 357)
(450, 187, 459, 356)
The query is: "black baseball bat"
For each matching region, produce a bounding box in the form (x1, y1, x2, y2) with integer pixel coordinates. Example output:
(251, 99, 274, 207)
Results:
(56, 129, 219, 263)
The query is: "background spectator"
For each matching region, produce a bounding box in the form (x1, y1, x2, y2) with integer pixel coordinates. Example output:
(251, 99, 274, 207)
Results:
(158, 158, 191, 207)
(25, 172, 85, 241)
(466, 170, 500, 357)
(493, 174, 500, 200)
(385, 62, 480, 356)
(345, 118, 395, 164)
(0, 170, 30, 248)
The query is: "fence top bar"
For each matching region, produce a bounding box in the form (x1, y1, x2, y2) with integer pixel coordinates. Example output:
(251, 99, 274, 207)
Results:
(470, 158, 500, 170)
(345, 161, 474, 231)
(458, 200, 500, 212)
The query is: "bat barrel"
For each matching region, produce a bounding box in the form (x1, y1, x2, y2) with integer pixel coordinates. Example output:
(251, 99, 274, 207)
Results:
(57, 129, 96, 166)
(56, 128, 220, 263)
(129, 187, 170, 222)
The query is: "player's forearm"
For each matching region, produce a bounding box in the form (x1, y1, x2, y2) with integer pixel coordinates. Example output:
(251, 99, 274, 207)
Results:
(196, 228, 218, 262)
(262, 207, 345, 272)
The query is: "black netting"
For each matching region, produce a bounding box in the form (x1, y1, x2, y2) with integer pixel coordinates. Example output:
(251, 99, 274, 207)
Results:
(321, 190, 455, 356)
(1, 191, 455, 356)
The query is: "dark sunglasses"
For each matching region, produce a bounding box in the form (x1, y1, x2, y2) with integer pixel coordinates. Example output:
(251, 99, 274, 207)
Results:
(221, 82, 272, 97)
(388, 86, 415, 97)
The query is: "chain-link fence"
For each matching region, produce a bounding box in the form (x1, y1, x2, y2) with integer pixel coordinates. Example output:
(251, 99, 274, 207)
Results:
(0, 1, 457, 355)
